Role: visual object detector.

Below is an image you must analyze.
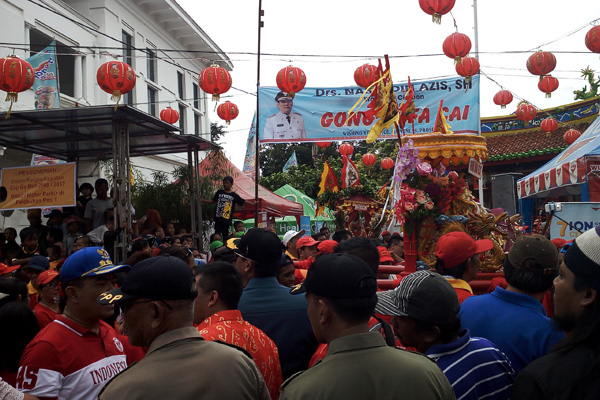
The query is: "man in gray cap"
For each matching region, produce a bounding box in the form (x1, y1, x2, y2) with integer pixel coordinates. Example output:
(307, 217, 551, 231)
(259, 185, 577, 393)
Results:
(97, 255, 269, 400)
(459, 234, 565, 373)
(511, 226, 600, 399)
(376, 270, 515, 400)
(280, 254, 454, 400)
(263, 92, 306, 140)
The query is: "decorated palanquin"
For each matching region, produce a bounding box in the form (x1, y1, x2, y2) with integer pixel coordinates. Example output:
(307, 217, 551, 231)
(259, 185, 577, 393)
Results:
(338, 193, 383, 238)
(402, 132, 488, 167)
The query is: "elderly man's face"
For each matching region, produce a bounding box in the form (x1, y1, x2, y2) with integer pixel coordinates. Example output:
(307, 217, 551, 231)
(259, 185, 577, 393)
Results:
(277, 99, 293, 115)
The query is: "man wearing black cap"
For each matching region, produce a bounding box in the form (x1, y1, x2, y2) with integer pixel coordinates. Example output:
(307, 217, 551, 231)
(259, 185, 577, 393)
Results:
(263, 92, 306, 140)
(236, 228, 317, 379)
(280, 254, 454, 400)
(459, 234, 565, 373)
(97, 255, 269, 400)
(511, 226, 600, 399)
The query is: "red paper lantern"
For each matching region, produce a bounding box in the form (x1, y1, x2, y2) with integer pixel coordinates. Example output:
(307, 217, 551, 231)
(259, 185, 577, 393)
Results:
(540, 117, 558, 133)
(160, 107, 179, 124)
(0, 55, 35, 117)
(381, 157, 394, 170)
(276, 66, 306, 97)
(97, 60, 136, 108)
(585, 26, 600, 54)
(362, 153, 376, 166)
(419, 0, 456, 24)
(354, 64, 378, 88)
(493, 90, 513, 109)
(199, 64, 232, 102)
(564, 129, 582, 145)
(538, 75, 559, 98)
(526, 51, 556, 79)
(515, 103, 537, 123)
(316, 141, 332, 148)
(455, 56, 480, 83)
(216, 101, 239, 124)
(339, 143, 354, 156)
(443, 32, 472, 63)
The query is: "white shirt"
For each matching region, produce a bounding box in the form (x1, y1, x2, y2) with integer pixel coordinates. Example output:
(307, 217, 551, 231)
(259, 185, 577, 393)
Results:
(263, 111, 306, 140)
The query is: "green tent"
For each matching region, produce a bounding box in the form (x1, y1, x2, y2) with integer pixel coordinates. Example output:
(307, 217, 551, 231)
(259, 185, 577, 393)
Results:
(243, 184, 335, 236)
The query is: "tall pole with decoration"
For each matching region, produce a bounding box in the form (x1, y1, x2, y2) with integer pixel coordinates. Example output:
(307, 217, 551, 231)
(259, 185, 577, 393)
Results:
(473, 0, 485, 207)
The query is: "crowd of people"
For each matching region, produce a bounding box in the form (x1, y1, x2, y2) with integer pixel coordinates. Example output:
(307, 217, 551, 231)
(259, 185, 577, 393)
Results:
(0, 178, 599, 399)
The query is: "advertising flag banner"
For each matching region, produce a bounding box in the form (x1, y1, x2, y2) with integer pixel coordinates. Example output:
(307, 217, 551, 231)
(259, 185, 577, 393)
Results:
(282, 151, 298, 173)
(258, 75, 479, 144)
(242, 115, 257, 179)
(27, 41, 60, 110)
(341, 155, 360, 188)
(0, 163, 76, 210)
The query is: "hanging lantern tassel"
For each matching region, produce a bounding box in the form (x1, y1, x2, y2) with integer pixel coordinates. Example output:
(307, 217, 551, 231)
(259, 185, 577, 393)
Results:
(432, 13, 442, 24)
(111, 90, 122, 111)
(4, 92, 18, 119)
(212, 94, 220, 102)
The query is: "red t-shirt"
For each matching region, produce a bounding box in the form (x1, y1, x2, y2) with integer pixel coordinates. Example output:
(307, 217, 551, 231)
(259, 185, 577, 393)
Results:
(197, 310, 283, 400)
(32, 303, 57, 329)
(17, 315, 128, 400)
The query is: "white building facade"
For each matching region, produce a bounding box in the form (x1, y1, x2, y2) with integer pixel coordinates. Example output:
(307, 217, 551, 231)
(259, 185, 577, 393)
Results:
(0, 0, 230, 229)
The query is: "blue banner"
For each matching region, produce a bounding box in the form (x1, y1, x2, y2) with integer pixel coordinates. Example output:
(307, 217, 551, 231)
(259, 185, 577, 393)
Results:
(258, 75, 479, 144)
(242, 115, 257, 179)
(282, 151, 298, 173)
(27, 41, 60, 110)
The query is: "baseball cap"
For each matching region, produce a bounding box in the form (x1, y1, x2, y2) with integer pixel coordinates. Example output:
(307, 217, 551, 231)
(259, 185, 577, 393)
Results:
(550, 238, 568, 249)
(98, 255, 197, 305)
(317, 239, 338, 255)
(60, 247, 130, 282)
(66, 217, 79, 226)
(291, 253, 377, 299)
(37, 270, 60, 286)
(508, 234, 558, 275)
(375, 270, 459, 325)
(226, 237, 240, 250)
(275, 91, 292, 102)
(44, 209, 64, 219)
(378, 246, 395, 263)
(564, 226, 600, 289)
(435, 231, 494, 270)
(296, 236, 319, 251)
(282, 229, 305, 246)
(0, 263, 20, 277)
(28, 255, 50, 271)
(382, 231, 391, 236)
(237, 228, 283, 267)
(210, 241, 224, 252)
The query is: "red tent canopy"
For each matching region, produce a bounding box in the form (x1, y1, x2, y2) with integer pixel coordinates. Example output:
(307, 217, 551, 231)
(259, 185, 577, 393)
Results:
(198, 153, 303, 220)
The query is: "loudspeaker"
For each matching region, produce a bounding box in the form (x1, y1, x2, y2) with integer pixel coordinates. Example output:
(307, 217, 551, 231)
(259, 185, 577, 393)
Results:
(491, 173, 522, 215)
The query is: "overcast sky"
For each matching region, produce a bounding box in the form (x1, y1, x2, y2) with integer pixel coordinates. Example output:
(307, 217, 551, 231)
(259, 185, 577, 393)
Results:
(178, 0, 600, 169)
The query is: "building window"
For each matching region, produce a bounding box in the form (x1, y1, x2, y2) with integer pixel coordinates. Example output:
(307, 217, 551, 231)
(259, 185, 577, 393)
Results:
(194, 112, 201, 136)
(178, 103, 186, 132)
(177, 71, 185, 100)
(122, 31, 134, 106)
(148, 87, 157, 117)
(146, 48, 157, 82)
(193, 83, 200, 110)
(29, 29, 76, 98)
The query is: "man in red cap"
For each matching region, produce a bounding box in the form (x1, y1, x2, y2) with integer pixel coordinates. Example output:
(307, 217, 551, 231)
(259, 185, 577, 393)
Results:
(435, 231, 494, 304)
(33, 270, 60, 328)
(381, 231, 392, 245)
(296, 236, 319, 261)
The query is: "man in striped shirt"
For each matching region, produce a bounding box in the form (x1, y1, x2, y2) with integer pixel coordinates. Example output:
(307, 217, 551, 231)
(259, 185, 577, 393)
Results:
(376, 270, 515, 400)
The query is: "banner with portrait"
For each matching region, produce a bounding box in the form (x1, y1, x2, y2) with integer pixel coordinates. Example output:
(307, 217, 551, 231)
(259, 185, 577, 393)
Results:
(257, 75, 479, 144)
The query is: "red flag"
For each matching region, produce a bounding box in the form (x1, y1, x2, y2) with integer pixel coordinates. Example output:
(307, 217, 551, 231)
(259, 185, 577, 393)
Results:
(398, 76, 417, 130)
(341, 155, 360, 188)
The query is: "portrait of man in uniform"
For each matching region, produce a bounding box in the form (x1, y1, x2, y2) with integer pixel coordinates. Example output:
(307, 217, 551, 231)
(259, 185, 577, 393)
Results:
(263, 92, 307, 140)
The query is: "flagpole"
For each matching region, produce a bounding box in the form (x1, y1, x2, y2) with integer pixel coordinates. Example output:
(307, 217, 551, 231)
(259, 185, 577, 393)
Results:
(473, 0, 485, 207)
(254, 0, 263, 226)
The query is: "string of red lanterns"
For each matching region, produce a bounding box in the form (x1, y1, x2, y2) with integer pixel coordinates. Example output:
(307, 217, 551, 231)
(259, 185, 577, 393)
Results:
(493, 90, 513, 109)
(443, 32, 472, 64)
(276, 66, 306, 97)
(540, 117, 558, 133)
(199, 64, 232, 102)
(160, 107, 180, 124)
(564, 129, 582, 145)
(216, 101, 239, 125)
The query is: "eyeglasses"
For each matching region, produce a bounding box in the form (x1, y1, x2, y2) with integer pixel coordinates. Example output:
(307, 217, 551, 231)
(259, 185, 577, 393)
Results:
(234, 252, 255, 263)
(119, 299, 173, 314)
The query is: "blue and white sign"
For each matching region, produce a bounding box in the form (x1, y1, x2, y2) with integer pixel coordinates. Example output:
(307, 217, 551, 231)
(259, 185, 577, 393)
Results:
(258, 75, 479, 143)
